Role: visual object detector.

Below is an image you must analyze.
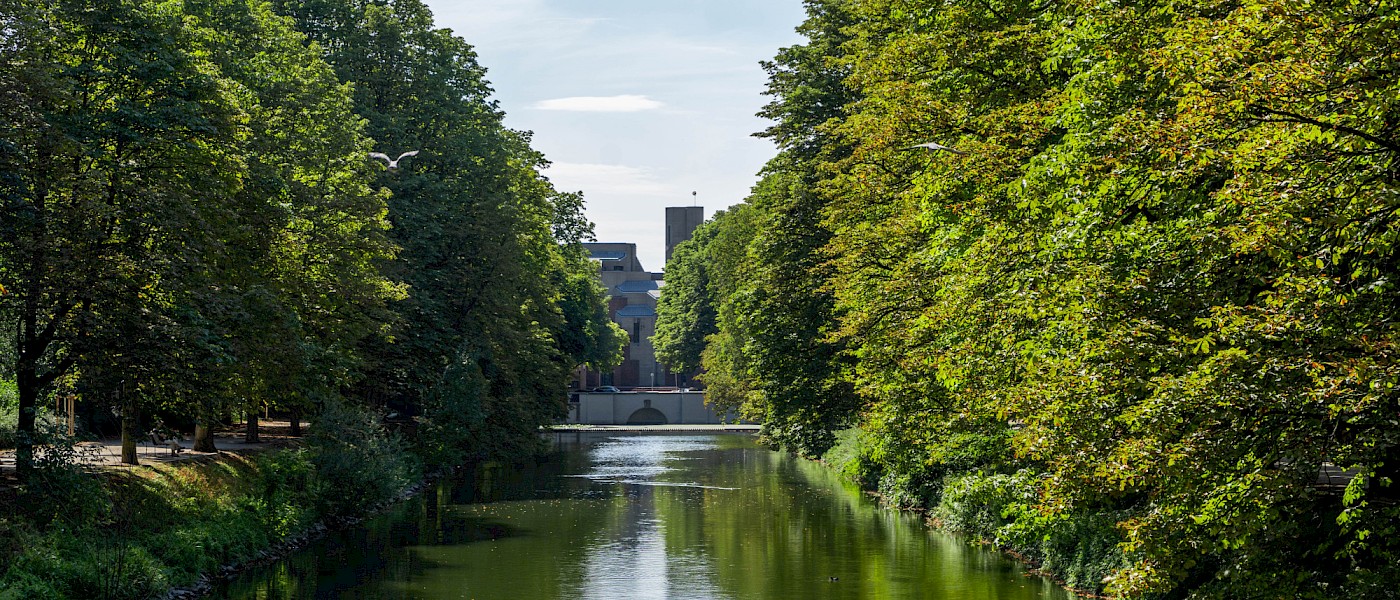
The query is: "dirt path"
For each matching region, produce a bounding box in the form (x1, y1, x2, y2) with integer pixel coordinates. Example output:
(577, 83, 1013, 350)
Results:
(0, 420, 303, 475)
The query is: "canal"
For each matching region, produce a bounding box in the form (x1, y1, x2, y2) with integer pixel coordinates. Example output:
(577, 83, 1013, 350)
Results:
(215, 432, 1076, 599)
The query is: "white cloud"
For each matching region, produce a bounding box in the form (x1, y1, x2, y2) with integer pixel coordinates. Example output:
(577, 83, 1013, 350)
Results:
(545, 162, 674, 196)
(532, 95, 665, 112)
(421, 0, 809, 270)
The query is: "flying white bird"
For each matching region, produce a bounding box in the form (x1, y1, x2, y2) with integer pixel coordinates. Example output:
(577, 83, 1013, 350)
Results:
(369, 150, 420, 169)
(905, 141, 963, 154)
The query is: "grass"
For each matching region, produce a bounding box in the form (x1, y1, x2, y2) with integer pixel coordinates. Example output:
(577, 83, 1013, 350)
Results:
(0, 452, 317, 599)
(0, 424, 418, 600)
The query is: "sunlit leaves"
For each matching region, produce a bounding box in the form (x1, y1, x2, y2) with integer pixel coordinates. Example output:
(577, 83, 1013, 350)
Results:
(2, 0, 620, 473)
(721, 0, 1400, 597)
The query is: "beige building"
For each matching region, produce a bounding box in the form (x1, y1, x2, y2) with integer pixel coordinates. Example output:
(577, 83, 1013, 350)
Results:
(665, 206, 704, 263)
(576, 206, 703, 390)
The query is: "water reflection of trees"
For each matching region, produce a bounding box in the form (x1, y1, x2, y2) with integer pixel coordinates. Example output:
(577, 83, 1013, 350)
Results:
(649, 443, 1071, 599)
(220, 434, 1072, 600)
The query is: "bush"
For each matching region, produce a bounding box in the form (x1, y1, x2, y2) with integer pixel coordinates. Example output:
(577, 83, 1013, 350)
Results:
(936, 470, 1128, 594)
(874, 468, 939, 509)
(416, 361, 489, 469)
(820, 428, 878, 487)
(16, 421, 111, 528)
(936, 470, 1039, 540)
(0, 379, 18, 449)
(251, 449, 320, 536)
(306, 401, 418, 514)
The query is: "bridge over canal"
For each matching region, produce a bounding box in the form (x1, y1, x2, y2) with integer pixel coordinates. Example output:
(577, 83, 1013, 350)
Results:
(564, 391, 743, 426)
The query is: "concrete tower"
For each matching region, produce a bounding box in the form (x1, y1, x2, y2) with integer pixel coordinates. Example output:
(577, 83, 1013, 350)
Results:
(664, 206, 705, 265)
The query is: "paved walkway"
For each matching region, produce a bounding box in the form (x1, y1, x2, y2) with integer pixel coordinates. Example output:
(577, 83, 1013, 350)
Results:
(0, 420, 301, 473)
(4, 421, 749, 476)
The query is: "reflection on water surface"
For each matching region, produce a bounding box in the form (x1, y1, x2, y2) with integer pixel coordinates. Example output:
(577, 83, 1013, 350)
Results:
(215, 432, 1075, 600)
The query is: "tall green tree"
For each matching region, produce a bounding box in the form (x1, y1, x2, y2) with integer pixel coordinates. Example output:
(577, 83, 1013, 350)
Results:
(667, 0, 1400, 596)
(0, 0, 400, 467)
(655, 0, 863, 455)
(0, 0, 245, 472)
(273, 0, 622, 461)
(653, 220, 720, 375)
(176, 0, 400, 450)
(736, 0, 864, 455)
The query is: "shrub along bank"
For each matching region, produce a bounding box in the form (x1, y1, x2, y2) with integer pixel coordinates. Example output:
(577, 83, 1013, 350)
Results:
(818, 429, 1128, 596)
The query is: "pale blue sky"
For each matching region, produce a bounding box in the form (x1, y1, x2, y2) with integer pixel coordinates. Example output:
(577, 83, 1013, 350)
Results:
(420, 0, 807, 271)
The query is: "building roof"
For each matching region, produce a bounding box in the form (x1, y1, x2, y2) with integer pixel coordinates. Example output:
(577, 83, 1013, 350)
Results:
(615, 305, 657, 318)
(589, 250, 628, 261)
(615, 279, 660, 294)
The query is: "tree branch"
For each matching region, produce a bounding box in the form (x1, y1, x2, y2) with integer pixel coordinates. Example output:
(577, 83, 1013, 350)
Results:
(1249, 105, 1400, 155)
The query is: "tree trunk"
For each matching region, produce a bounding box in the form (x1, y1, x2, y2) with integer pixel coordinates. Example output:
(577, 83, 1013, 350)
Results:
(245, 409, 259, 443)
(193, 423, 217, 453)
(14, 367, 38, 479)
(290, 408, 302, 437)
(120, 404, 138, 465)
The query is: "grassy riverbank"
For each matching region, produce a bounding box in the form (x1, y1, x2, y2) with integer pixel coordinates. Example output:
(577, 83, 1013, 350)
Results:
(0, 406, 419, 600)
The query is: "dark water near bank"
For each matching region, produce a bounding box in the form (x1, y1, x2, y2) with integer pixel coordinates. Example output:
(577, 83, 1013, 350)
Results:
(215, 432, 1074, 599)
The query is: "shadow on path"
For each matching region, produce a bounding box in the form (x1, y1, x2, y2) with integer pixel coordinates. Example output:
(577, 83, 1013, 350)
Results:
(0, 420, 303, 479)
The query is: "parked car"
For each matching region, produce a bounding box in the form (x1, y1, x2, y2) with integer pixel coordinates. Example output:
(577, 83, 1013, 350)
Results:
(591, 386, 621, 393)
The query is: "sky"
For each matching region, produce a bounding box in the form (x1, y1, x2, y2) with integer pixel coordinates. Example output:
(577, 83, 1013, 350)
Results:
(419, 0, 808, 272)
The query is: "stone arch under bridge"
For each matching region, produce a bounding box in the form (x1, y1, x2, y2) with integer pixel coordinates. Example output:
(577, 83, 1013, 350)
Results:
(626, 400, 668, 425)
(568, 391, 741, 425)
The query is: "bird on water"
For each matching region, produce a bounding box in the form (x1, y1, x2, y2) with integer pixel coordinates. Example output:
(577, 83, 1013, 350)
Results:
(369, 150, 420, 169)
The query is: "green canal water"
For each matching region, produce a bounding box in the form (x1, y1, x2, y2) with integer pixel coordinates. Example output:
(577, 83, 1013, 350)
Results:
(215, 432, 1075, 599)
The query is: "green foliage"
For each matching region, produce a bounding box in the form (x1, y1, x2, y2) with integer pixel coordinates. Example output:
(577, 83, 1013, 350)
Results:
(936, 471, 1040, 545)
(13, 422, 111, 529)
(2, 0, 244, 473)
(936, 471, 1128, 595)
(557, 259, 628, 373)
(270, 0, 619, 455)
(0, 532, 169, 600)
(653, 227, 719, 374)
(0, 379, 16, 448)
(2, 0, 611, 479)
(0, 444, 410, 600)
(656, 0, 1400, 596)
(306, 401, 416, 514)
(651, 0, 866, 457)
(0, 0, 406, 474)
(416, 359, 489, 468)
(819, 428, 876, 487)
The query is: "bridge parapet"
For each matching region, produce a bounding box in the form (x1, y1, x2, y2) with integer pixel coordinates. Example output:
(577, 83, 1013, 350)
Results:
(565, 391, 741, 425)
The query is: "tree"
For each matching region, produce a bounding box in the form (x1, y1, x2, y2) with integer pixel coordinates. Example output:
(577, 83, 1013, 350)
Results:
(273, 0, 623, 462)
(653, 221, 720, 375)
(738, 0, 864, 455)
(177, 0, 399, 451)
(1, 0, 245, 471)
(685, 0, 1400, 596)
